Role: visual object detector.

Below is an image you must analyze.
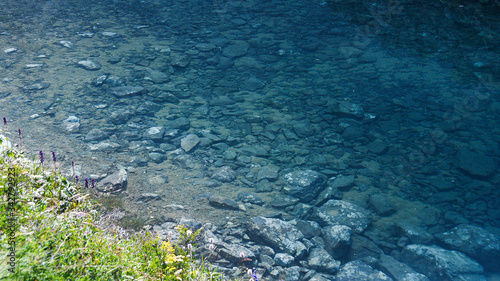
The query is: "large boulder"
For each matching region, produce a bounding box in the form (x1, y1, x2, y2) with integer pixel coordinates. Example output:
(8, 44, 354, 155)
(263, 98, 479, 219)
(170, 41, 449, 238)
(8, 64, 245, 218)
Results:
(310, 200, 371, 233)
(435, 224, 500, 272)
(401, 244, 484, 281)
(246, 217, 307, 258)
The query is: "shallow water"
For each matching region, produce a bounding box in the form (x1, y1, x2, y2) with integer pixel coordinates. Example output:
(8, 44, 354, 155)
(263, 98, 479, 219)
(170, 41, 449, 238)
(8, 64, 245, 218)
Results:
(1, 0, 499, 279)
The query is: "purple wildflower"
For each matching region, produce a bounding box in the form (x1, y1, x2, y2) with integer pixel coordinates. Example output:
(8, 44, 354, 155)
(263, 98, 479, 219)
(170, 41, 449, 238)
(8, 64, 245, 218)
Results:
(252, 268, 258, 281)
(91, 178, 95, 189)
(84, 178, 89, 188)
(18, 129, 21, 136)
(75, 175, 79, 184)
(51, 151, 56, 162)
(39, 150, 44, 164)
(2, 117, 7, 127)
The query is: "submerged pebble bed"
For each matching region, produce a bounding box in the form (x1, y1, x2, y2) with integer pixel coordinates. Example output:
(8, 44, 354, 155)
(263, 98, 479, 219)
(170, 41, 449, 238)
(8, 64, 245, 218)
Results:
(1, 0, 499, 280)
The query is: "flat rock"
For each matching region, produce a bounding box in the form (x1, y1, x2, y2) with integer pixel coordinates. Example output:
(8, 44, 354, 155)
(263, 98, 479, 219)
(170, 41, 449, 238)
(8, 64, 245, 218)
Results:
(110, 86, 146, 97)
(455, 149, 496, 177)
(307, 247, 341, 274)
(247, 216, 307, 258)
(283, 170, 327, 203)
(310, 200, 371, 233)
(335, 260, 393, 281)
(208, 195, 240, 210)
(435, 224, 500, 272)
(401, 244, 484, 281)
(77, 60, 101, 70)
(22, 82, 50, 91)
(98, 169, 127, 192)
(211, 166, 236, 183)
(181, 134, 200, 152)
(222, 41, 249, 58)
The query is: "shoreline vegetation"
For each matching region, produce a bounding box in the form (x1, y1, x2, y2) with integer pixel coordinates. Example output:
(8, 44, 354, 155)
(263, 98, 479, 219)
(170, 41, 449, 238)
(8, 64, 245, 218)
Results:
(0, 131, 229, 280)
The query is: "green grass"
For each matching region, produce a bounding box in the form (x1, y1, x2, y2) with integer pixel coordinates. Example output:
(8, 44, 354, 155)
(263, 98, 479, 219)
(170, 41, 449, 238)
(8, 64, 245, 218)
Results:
(0, 133, 225, 280)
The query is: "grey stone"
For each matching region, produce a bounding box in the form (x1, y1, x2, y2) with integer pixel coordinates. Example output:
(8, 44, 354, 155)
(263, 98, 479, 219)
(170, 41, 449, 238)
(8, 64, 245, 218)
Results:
(195, 43, 216, 52)
(292, 220, 322, 239)
(208, 195, 240, 210)
(236, 192, 264, 205)
(342, 124, 365, 140)
(217, 241, 256, 263)
(392, 222, 434, 245)
(211, 166, 236, 183)
(321, 225, 352, 259)
(109, 110, 131, 125)
(139, 193, 161, 201)
(144, 126, 165, 141)
(310, 200, 371, 233)
(367, 140, 388, 154)
(443, 211, 468, 225)
(22, 82, 50, 91)
(222, 41, 249, 58)
(149, 152, 166, 163)
(110, 86, 145, 97)
(242, 77, 265, 91)
(89, 142, 120, 152)
(335, 260, 393, 281)
(85, 128, 110, 142)
(379, 254, 430, 281)
(274, 253, 294, 267)
(98, 169, 127, 192)
(349, 234, 384, 260)
(63, 116, 80, 133)
(283, 170, 327, 203)
(333, 101, 364, 119)
(369, 193, 396, 216)
(329, 175, 355, 191)
(173, 154, 196, 169)
(435, 224, 500, 272)
(167, 117, 190, 129)
(401, 244, 484, 281)
(315, 186, 343, 206)
(256, 165, 280, 181)
(246, 217, 306, 258)
(146, 69, 170, 84)
(307, 247, 341, 274)
(256, 179, 274, 193)
(455, 149, 496, 177)
(77, 60, 101, 70)
(270, 194, 299, 208)
(181, 134, 200, 152)
(240, 145, 269, 157)
(292, 121, 315, 138)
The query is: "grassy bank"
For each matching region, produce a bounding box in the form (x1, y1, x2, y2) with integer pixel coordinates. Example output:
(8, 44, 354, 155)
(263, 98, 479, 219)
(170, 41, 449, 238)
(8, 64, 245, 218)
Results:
(0, 132, 224, 280)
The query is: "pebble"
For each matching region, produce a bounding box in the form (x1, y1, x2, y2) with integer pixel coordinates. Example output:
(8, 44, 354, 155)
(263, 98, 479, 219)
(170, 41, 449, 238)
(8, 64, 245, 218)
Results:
(3, 48, 17, 54)
(58, 40, 73, 48)
(77, 60, 102, 71)
(25, 64, 43, 68)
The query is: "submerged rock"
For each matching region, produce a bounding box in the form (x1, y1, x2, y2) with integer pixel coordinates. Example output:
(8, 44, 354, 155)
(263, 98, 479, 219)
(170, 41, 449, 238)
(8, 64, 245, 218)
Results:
(77, 60, 101, 70)
(110, 86, 146, 97)
(181, 134, 200, 152)
(283, 170, 327, 203)
(455, 149, 496, 177)
(335, 260, 393, 281)
(401, 244, 484, 281)
(310, 200, 371, 234)
(22, 82, 50, 91)
(435, 224, 500, 272)
(247, 216, 306, 258)
(98, 169, 128, 193)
